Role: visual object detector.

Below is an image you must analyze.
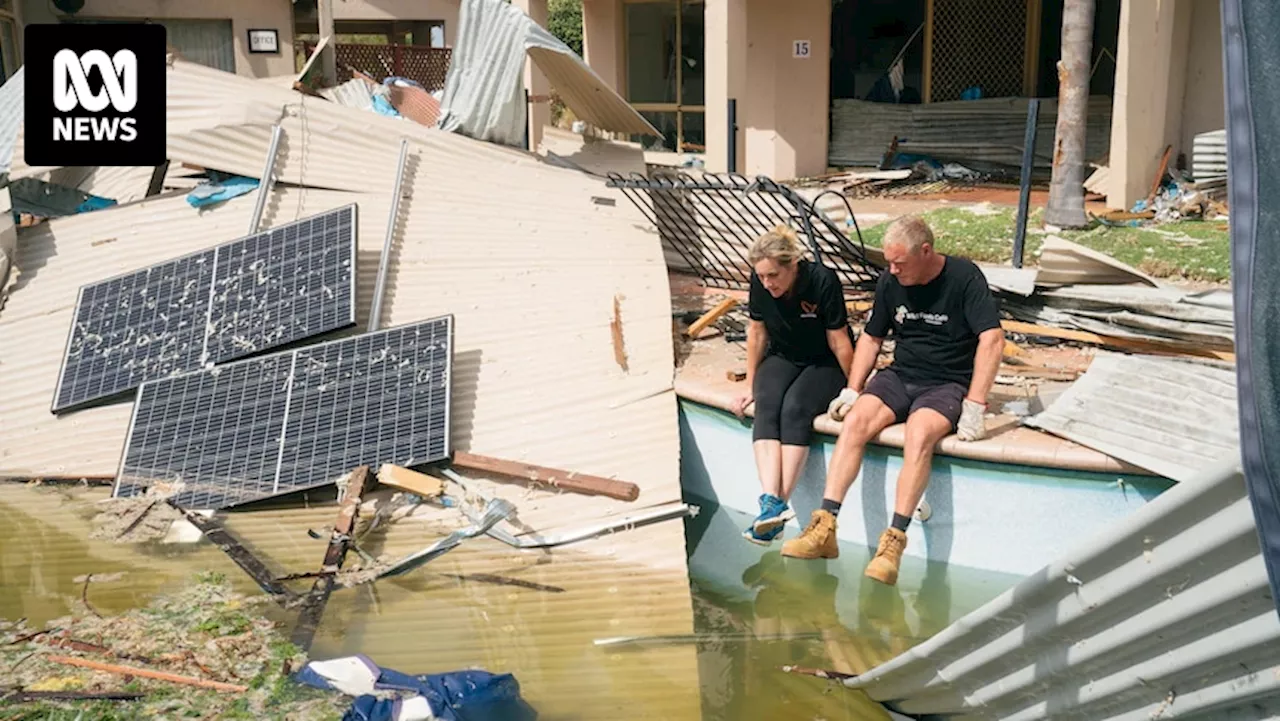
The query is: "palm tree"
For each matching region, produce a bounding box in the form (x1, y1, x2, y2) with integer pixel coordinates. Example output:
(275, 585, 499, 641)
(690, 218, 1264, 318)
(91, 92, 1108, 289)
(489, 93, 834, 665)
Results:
(1044, 0, 1096, 228)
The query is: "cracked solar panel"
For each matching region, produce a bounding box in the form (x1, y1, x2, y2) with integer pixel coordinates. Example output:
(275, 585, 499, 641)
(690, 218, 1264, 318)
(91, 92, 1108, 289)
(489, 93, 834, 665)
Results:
(114, 315, 454, 510)
(51, 204, 357, 414)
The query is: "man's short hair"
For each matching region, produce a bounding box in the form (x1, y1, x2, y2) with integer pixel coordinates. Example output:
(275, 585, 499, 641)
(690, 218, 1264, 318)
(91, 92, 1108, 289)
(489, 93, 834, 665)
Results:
(883, 215, 935, 254)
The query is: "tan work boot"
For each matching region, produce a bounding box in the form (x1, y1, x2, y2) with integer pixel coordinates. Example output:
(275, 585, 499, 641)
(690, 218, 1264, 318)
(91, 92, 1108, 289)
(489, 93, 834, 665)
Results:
(781, 510, 839, 560)
(864, 528, 908, 586)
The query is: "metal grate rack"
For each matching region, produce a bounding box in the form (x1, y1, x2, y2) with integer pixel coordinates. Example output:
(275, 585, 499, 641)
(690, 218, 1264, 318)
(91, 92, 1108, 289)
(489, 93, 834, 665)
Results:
(605, 171, 881, 296)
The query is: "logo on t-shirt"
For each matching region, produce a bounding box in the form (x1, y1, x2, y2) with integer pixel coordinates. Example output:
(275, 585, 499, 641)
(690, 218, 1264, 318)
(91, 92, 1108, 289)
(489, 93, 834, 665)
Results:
(800, 301, 818, 318)
(895, 304, 949, 327)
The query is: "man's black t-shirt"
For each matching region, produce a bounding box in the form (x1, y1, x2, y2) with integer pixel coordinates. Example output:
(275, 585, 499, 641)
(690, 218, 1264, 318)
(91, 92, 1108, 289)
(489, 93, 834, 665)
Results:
(863, 256, 1001, 386)
(748, 260, 849, 365)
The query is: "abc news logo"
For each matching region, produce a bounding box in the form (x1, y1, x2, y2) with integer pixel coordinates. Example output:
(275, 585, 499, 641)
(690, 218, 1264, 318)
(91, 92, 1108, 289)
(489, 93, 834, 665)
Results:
(25, 24, 166, 167)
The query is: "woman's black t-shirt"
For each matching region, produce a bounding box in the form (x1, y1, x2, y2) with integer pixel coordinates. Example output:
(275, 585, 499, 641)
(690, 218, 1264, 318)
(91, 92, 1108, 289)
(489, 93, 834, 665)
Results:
(747, 260, 850, 365)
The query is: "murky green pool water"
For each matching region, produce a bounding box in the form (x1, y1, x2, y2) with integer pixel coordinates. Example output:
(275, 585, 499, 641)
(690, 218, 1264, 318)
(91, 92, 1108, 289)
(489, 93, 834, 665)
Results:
(0, 484, 1019, 719)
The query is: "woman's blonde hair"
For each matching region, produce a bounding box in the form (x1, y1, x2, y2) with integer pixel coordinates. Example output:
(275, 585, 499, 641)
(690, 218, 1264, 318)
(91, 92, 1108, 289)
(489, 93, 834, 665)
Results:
(748, 224, 805, 265)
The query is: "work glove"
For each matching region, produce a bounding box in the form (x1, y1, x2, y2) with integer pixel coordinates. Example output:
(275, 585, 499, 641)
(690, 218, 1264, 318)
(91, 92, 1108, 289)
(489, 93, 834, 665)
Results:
(827, 388, 860, 422)
(956, 399, 987, 442)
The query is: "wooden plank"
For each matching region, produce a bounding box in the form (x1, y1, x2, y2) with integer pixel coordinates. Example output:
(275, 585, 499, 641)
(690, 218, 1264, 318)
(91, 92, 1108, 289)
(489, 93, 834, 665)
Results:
(377, 463, 444, 498)
(687, 298, 738, 338)
(450, 451, 640, 502)
(924, 0, 934, 103)
(1001, 320, 1236, 362)
(726, 368, 747, 382)
(290, 466, 371, 651)
(45, 655, 248, 693)
(1146, 144, 1173, 205)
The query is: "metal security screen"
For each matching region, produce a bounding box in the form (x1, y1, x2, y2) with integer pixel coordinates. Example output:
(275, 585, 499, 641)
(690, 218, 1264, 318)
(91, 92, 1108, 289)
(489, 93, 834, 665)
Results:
(115, 315, 454, 510)
(605, 172, 880, 295)
(927, 0, 1036, 102)
(53, 205, 357, 413)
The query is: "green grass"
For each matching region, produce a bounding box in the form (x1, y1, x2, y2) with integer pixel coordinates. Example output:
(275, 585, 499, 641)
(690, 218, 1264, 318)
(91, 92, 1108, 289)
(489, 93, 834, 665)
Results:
(855, 205, 1232, 284)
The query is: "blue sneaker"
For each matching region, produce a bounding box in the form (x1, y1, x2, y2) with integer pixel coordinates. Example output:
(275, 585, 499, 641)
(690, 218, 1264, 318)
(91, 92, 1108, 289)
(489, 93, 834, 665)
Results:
(742, 494, 795, 545)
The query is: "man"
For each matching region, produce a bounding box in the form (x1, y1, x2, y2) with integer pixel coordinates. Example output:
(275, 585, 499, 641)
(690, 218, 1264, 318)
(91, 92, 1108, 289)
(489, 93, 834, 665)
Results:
(780, 215, 1005, 586)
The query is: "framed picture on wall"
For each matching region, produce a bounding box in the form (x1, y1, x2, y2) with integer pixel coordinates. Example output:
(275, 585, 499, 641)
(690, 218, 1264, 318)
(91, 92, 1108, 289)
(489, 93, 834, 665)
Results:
(247, 29, 279, 54)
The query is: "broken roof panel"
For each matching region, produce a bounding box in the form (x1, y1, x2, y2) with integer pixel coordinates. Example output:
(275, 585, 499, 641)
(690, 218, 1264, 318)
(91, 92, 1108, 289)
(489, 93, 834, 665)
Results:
(1036, 235, 1162, 287)
(0, 163, 682, 541)
(0, 67, 22, 176)
(845, 460, 1278, 720)
(438, 0, 658, 146)
(1024, 351, 1239, 482)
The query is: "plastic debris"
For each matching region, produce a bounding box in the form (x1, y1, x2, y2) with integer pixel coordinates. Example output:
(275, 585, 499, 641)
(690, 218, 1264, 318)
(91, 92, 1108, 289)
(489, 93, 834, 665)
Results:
(295, 654, 538, 721)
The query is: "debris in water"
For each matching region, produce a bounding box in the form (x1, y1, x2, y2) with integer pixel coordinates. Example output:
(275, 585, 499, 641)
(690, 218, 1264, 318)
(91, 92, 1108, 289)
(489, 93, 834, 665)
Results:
(89, 483, 185, 543)
(0, 573, 346, 719)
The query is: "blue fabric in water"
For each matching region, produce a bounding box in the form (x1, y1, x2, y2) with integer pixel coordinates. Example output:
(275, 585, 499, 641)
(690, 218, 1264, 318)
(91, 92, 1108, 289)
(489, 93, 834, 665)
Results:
(186, 174, 259, 208)
(295, 656, 537, 721)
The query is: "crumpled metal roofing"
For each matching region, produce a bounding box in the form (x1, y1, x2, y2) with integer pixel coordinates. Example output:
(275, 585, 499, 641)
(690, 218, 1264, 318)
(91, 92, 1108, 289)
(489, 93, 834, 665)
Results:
(828, 96, 1113, 170)
(0, 62, 682, 550)
(438, 0, 658, 145)
(846, 458, 1280, 720)
(1024, 351, 1239, 482)
(0, 67, 23, 176)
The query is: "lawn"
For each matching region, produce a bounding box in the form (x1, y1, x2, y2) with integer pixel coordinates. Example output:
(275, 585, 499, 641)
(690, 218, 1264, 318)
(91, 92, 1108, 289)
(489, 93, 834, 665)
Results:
(854, 205, 1232, 284)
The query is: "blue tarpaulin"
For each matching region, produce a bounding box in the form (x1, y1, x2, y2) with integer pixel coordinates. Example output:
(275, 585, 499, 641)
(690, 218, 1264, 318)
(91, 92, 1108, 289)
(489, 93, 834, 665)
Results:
(186, 174, 259, 208)
(295, 655, 538, 721)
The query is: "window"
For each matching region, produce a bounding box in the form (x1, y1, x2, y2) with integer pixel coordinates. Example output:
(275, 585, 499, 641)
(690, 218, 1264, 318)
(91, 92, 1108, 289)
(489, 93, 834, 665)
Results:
(624, 0, 705, 153)
(64, 18, 235, 73)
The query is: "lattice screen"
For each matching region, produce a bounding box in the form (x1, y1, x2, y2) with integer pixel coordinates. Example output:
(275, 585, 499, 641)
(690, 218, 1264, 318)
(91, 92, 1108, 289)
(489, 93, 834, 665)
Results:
(929, 0, 1031, 102)
(302, 43, 453, 92)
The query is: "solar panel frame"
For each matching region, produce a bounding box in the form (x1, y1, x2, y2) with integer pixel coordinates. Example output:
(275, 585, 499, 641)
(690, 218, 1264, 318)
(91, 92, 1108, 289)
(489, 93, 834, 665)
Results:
(112, 314, 454, 510)
(50, 204, 359, 415)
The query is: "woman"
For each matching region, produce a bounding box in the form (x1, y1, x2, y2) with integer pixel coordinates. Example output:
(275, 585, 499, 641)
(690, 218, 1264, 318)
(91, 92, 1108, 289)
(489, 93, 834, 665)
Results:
(732, 225, 854, 545)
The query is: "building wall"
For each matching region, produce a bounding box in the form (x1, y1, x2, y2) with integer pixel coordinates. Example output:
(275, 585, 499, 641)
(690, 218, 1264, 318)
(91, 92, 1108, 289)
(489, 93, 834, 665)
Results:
(20, 0, 295, 78)
(741, 0, 830, 180)
(704, 0, 745, 173)
(1179, 0, 1225, 158)
(583, 0, 624, 92)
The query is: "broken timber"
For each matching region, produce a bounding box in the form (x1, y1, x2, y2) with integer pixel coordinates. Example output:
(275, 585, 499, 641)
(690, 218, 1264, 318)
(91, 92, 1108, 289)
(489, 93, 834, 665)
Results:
(687, 298, 738, 338)
(449, 451, 640, 501)
(290, 465, 371, 650)
(1000, 320, 1235, 362)
(170, 503, 296, 603)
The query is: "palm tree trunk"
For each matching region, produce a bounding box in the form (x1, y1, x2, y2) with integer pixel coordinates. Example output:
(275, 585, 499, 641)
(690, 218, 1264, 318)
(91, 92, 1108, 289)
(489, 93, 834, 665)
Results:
(1044, 0, 1096, 228)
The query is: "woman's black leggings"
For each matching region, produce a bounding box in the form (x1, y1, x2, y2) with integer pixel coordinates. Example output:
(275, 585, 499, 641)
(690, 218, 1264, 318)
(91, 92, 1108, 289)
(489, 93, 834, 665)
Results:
(752, 354, 847, 445)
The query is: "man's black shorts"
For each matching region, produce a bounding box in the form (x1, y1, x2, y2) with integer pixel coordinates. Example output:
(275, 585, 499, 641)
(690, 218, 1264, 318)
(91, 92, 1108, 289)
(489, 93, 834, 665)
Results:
(863, 368, 966, 430)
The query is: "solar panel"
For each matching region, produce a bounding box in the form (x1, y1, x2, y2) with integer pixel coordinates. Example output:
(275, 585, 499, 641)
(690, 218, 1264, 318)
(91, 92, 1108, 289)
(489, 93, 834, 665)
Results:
(114, 315, 454, 510)
(51, 205, 358, 414)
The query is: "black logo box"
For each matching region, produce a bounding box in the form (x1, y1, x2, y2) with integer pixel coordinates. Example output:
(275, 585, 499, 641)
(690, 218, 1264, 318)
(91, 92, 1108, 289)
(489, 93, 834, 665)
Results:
(24, 23, 167, 168)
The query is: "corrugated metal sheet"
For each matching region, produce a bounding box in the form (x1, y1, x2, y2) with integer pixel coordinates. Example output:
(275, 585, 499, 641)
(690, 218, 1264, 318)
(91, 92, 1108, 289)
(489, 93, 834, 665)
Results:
(1002, 284, 1237, 347)
(828, 96, 1113, 169)
(0, 483, 703, 718)
(0, 62, 683, 550)
(1036, 235, 1160, 287)
(44, 165, 159, 205)
(526, 46, 659, 137)
(1024, 352, 1239, 482)
(844, 459, 1280, 720)
(437, 0, 657, 145)
(538, 126, 647, 177)
(1192, 128, 1228, 181)
(0, 67, 23, 176)
(319, 77, 379, 113)
(387, 82, 442, 128)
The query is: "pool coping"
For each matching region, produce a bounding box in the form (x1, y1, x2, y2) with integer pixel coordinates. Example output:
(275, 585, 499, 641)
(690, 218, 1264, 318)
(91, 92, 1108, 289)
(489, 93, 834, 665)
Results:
(675, 377, 1155, 477)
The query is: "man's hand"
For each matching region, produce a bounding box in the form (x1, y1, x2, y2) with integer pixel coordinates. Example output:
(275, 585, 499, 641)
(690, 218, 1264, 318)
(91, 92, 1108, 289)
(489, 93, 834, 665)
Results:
(956, 399, 987, 441)
(732, 392, 755, 419)
(827, 388, 860, 422)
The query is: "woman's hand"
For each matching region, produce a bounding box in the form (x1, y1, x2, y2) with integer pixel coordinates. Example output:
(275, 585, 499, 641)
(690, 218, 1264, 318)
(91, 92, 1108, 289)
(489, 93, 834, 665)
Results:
(732, 391, 755, 419)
